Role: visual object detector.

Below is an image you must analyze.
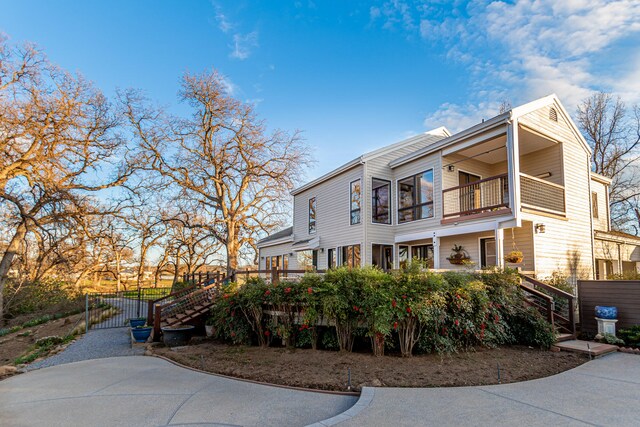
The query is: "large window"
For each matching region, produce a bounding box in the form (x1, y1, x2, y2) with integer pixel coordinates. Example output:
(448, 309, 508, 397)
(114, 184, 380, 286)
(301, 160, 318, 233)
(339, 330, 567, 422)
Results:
(398, 170, 434, 223)
(309, 197, 316, 234)
(342, 244, 361, 268)
(372, 178, 391, 224)
(411, 245, 434, 268)
(350, 179, 361, 225)
(399, 245, 409, 269)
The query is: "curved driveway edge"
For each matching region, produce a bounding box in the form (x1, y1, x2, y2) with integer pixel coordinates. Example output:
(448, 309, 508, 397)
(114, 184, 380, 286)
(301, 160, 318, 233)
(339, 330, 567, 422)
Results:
(316, 352, 640, 426)
(0, 356, 357, 427)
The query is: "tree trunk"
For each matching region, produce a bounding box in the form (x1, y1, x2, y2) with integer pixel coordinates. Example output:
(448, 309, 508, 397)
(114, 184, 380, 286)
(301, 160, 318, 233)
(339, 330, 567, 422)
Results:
(0, 221, 28, 324)
(226, 236, 238, 279)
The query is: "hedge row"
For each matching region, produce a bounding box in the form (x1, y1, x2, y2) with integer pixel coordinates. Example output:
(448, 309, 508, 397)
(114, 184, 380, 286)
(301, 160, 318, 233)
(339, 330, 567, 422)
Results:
(207, 265, 555, 356)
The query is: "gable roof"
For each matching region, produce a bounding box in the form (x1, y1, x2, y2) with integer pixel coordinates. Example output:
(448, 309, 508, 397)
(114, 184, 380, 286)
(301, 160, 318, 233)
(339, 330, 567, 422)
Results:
(290, 128, 449, 196)
(389, 94, 591, 169)
(256, 226, 293, 247)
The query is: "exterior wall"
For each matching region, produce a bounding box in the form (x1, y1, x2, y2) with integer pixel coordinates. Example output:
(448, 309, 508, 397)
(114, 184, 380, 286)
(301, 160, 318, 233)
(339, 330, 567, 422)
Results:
(517, 144, 564, 186)
(590, 179, 609, 231)
(519, 104, 594, 280)
(579, 280, 640, 334)
(503, 224, 535, 272)
(441, 153, 504, 190)
(259, 241, 296, 270)
(439, 232, 494, 270)
(363, 133, 445, 264)
(293, 165, 364, 269)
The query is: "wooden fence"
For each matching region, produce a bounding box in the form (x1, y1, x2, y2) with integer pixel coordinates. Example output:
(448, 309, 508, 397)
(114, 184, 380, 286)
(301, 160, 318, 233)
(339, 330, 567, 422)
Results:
(578, 280, 640, 334)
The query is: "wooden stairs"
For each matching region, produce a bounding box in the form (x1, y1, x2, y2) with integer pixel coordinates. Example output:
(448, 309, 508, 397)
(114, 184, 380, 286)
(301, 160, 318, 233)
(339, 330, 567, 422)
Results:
(147, 276, 225, 341)
(519, 274, 577, 342)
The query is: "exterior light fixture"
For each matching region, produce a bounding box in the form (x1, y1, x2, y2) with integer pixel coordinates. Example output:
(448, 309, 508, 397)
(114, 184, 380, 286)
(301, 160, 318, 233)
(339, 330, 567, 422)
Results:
(535, 223, 546, 234)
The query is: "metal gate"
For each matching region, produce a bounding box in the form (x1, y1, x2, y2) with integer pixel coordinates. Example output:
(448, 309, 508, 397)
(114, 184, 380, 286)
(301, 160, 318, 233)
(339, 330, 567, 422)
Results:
(85, 288, 172, 330)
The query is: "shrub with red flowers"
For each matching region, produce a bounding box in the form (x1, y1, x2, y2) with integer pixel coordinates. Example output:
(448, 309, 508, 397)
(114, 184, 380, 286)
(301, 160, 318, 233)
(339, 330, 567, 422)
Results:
(206, 265, 555, 355)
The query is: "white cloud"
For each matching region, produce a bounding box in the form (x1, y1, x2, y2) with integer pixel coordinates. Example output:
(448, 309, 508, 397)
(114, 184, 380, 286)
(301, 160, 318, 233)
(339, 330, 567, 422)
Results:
(423, 101, 502, 134)
(230, 31, 259, 60)
(376, 0, 640, 130)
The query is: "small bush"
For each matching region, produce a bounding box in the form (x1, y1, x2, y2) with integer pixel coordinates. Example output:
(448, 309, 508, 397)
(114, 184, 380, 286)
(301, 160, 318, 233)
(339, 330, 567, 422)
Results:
(617, 325, 640, 347)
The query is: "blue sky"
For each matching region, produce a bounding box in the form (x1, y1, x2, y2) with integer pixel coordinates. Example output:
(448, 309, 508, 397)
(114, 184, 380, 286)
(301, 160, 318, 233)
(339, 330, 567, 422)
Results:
(2, 0, 640, 181)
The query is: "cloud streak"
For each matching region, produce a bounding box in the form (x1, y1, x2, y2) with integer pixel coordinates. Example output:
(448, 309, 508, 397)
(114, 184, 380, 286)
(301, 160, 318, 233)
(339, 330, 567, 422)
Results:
(371, 0, 640, 132)
(212, 1, 259, 61)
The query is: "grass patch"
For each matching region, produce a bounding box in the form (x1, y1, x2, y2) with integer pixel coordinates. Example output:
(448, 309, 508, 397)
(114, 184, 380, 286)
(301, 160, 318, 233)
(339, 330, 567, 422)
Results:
(14, 334, 75, 365)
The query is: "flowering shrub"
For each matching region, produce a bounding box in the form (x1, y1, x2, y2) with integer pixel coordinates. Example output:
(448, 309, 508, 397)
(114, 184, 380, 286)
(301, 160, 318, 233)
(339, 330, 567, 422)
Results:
(206, 265, 555, 355)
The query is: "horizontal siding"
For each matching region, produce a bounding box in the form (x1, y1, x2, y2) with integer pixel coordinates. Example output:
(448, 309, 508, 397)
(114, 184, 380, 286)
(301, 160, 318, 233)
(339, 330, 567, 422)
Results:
(520, 105, 594, 280)
(259, 242, 296, 270)
(579, 280, 640, 333)
(293, 165, 364, 269)
(517, 144, 564, 186)
(504, 224, 535, 272)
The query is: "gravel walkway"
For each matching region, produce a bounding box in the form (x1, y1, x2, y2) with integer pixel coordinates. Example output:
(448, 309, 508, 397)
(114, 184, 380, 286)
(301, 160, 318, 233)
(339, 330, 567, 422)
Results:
(26, 296, 148, 371)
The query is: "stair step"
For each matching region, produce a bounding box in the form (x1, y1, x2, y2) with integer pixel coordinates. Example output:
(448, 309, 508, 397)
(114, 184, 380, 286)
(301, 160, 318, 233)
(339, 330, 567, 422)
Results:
(554, 340, 618, 357)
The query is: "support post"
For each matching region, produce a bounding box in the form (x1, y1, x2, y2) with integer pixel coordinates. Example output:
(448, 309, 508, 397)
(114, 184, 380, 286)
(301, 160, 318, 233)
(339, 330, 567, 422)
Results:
(432, 235, 440, 270)
(271, 266, 279, 285)
(495, 228, 505, 269)
(85, 293, 89, 334)
(147, 300, 154, 326)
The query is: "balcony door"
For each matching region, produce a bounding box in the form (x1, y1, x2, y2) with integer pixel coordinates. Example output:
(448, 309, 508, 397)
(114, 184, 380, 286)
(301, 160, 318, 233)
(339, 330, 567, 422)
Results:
(480, 238, 497, 268)
(459, 171, 481, 214)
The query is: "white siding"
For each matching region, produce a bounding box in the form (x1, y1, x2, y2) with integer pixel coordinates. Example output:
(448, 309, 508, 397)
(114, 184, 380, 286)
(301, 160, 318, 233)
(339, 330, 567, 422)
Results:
(259, 242, 296, 270)
(519, 104, 594, 279)
(590, 179, 609, 231)
(293, 165, 364, 269)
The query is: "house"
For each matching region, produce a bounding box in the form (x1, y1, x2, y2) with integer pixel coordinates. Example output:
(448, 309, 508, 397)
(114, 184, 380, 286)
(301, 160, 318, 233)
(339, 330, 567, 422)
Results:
(257, 95, 640, 281)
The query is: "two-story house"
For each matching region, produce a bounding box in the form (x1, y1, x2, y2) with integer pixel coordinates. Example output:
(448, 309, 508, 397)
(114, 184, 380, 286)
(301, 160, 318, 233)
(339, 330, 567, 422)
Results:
(257, 95, 640, 280)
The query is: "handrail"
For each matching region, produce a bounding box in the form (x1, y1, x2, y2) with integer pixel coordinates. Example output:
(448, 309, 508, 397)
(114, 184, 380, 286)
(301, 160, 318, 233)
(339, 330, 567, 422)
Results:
(519, 283, 553, 302)
(442, 173, 509, 194)
(521, 274, 574, 301)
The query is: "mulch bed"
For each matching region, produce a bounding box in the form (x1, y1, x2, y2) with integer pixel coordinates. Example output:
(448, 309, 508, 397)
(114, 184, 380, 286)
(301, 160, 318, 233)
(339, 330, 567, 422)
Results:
(150, 341, 588, 392)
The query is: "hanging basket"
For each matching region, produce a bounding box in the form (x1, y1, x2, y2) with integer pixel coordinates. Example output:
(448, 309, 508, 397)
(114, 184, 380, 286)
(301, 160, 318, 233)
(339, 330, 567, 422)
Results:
(447, 256, 470, 265)
(504, 251, 524, 263)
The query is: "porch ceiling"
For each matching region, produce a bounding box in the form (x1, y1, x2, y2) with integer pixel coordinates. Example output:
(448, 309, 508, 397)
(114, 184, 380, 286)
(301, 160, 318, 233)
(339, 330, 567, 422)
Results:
(519, 126, 558, 156)
(452, 135, 507, 164)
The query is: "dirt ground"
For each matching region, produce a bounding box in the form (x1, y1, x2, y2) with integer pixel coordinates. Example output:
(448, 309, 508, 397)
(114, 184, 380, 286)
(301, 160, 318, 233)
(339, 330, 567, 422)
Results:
(0, 312, 84, 366)
(151, 341, 588, 392)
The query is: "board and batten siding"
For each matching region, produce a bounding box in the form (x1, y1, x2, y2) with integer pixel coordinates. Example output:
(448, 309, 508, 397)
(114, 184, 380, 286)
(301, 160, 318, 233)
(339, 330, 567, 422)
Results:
(518, 104, 594, 280)
(292, 165, 364, 269)
(364, 133, 445, 264)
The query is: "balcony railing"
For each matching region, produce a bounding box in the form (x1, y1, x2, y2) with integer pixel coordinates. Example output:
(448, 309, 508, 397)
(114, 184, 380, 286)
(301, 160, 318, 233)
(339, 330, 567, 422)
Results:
(519, 173, 565, 215)
(442, 173, 510, 218)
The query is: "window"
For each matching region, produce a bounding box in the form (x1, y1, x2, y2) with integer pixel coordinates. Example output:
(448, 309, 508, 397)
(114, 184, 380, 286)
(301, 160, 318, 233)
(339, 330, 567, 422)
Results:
(398, 170, 434, 223)
(297, 250, 314, 270)
(309, 197, 316, 234)
(411, 245, 434, 268)
(350, 179, 361, 225)
(328, 248, 336, 269)
(399, 245, 409, 269)
(592, 192, 599, 219)
(265, 257, 271, 271)
(270, 256, 280, 269)
(282, 255, 289, 277)
(342, 244, 361, 268)
(372, 178, 391, 224)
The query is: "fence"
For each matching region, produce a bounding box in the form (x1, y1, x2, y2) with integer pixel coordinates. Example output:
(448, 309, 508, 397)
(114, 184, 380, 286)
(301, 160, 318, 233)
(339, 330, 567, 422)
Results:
(578, 280, 640, 334)
(183, 268, 326, 286)
(85, 287, 172, 330)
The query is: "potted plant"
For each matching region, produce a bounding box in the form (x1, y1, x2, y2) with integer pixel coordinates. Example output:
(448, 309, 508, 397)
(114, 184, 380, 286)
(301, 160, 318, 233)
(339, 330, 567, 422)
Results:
(504, 250, 524, 263)
(129, 317, 146, 328)
(447, 244, 470, 265)
(131, 324, 153, 342)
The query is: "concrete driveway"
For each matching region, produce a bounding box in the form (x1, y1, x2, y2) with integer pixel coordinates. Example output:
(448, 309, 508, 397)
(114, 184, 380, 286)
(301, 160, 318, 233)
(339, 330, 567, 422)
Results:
(319, 352, 640, 427)
(0, 356, 357, 427)
(2, 352, 639, 426)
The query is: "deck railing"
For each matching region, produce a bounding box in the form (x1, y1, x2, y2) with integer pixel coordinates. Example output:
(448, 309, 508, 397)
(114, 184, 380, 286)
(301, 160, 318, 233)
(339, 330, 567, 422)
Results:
(442, 173, 509, 218)
(519, 173, 565, 215)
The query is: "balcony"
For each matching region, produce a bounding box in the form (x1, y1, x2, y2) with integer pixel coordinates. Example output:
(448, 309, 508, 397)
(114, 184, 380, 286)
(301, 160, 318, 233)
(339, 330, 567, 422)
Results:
(442, 173, 565, 222)
(442, 174, 509, 221)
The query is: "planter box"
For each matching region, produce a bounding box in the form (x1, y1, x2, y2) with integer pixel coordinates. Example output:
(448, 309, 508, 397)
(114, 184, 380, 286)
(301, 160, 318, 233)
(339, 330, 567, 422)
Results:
(162, 325, 195, 347)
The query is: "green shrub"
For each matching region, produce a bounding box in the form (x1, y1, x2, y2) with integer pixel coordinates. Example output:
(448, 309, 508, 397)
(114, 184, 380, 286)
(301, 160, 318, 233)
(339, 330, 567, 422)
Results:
(617, 325, 640, 347)
(3, 278, 82, 319)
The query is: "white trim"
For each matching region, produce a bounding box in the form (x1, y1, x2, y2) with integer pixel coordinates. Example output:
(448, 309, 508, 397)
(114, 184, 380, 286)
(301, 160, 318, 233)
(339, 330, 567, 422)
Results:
(477, 235, 497, 268)
(441, 127, 507, 157)
(257, 236, 294, 249)
(292, 158, 363, 196)
(396, 168, 435, 225)
(590, 172, 612, 185)
(292, 236, 320, 251)
(370, 177, 393, 226)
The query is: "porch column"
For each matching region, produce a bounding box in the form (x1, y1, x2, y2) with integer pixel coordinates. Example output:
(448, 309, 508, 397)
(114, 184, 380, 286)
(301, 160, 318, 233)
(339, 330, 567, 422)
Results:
(495, 228, 505, 269)
(433, 236, 440, 270)
(506, 119, 522, 219)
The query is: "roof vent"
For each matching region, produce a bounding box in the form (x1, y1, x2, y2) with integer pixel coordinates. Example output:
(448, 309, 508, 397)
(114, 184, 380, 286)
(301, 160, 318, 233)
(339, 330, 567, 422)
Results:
(549, 107, 558, 122)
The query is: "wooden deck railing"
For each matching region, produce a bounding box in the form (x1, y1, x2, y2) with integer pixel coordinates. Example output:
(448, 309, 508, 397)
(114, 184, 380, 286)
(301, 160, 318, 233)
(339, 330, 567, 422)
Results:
(520, 274, 576, 337)
(442, 173, 509, 218)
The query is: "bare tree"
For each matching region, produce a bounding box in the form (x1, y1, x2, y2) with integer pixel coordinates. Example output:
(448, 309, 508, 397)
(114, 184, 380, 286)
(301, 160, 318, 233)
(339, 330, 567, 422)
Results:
(0, 39, 133, 320)
(122, 70, 312, 275)
(578, 92, 640, 232)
